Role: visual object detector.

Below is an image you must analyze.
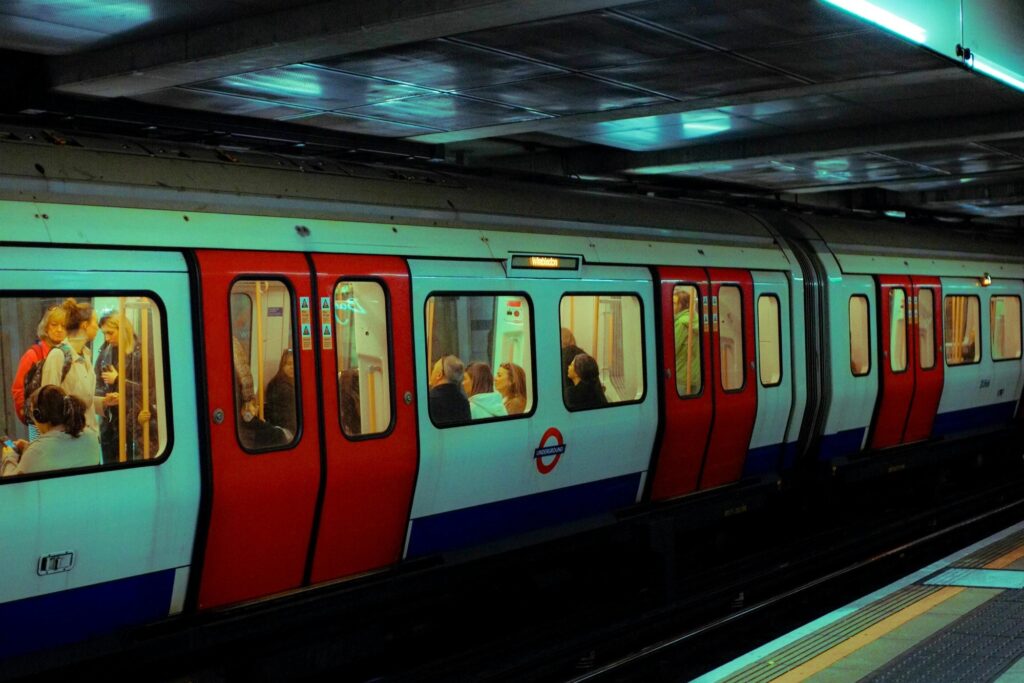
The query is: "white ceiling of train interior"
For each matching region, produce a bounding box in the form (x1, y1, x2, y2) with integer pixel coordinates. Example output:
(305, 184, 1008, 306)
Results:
(3, 0, 1024, 229)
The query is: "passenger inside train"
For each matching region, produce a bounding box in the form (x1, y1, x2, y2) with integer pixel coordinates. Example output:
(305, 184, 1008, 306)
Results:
(425, 293, 535, 424)
(564, 353, 608, 410)
(264, 349, 297, 437)
(2, 295, 168, 477)
(463, 362, 508, 420)
(428, 355, 471, 425)
(2, 385, 100, 476)
(335, 281, 392, 437)
(673, 287, 701, 395)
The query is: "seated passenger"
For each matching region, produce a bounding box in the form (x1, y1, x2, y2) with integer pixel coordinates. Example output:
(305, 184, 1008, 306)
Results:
(463, 362, 508, 420)
(264, 349, 297, 436)
(564, 353, 608, 411)
(560, 327, 586, 390)
(428, 355, 471, 426)
(428, 358, 446, 389)
(495, 362, 527, 415)
(1, 385, 101, 476)
(339, 368, 361, 436)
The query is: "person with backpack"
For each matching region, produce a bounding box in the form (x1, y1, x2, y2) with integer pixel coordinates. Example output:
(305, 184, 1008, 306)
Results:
(10, 305, 67, 441)
(41, 298, 111, 438)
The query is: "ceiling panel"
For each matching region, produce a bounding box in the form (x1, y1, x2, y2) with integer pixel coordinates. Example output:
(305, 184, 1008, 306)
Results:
(462, 74, 672, 115)
(738, 30, 951, 82)
(0, 14, 107, 54)
(456, 11, 697, 71)
(191, 64, 433, 110)
(618, 0, 869, 51)
(592, 51, 803, 100)
(880, 144, 1024, 175)
(346, 94, 549, 130)
(314, 39, 562, 92)
(131, 87, 318, 120)
(564, 110, 778, 151)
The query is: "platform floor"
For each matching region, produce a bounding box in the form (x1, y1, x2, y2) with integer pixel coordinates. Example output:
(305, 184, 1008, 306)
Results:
(695, 520, 1024, 682)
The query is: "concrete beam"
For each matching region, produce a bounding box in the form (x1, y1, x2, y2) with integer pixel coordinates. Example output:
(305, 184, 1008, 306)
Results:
(50, 0, 647, 98)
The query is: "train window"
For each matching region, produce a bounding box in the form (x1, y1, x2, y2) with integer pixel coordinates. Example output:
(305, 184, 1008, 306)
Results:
(1, 295, 169, 479)
(560, 294, 645, 410)
(991, 296, 1022, 361)
(230, 280, 299, 452)
(889, 289, 908, 373)
(757, 295, 782, 387)
(718, 286, 744, 391)
(918, 289, 936, 370)
(425, 294, 533, 426)
(672, 285, 702, 397)
(335, 281, 393, 437)
(849, 296, 870, 376)
(944, 295, 981, 365)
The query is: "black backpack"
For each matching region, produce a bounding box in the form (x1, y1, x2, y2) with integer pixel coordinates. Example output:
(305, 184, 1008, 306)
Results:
(20, 343, 75, 424)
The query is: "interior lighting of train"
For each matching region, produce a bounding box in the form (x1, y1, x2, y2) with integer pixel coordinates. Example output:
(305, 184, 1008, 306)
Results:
(821, 0, 927, 44)
(222, 70, 324, 99)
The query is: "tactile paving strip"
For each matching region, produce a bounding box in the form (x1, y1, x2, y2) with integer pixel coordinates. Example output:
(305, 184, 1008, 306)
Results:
(721, 585, 943, 683)
(951, 530, 1024, 569)
(860, 590, 1024, 682)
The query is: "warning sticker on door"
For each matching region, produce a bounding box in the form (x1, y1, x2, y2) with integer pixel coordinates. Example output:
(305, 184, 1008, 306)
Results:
(321, 321, 333, 350)
(301, 321, 313, 350)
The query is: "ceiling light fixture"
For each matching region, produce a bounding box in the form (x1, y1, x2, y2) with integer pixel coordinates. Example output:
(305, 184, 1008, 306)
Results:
(821, 0, 927, 44)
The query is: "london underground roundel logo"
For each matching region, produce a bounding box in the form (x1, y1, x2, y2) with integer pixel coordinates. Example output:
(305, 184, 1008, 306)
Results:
(534, 427, 566, 475)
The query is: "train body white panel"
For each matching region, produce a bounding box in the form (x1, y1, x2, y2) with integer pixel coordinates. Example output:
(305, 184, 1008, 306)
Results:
(935, 277, 1024, 436)
(406, 259, 657, 548)
(748, 271, 794, 473)
(0, 250, 200, 614)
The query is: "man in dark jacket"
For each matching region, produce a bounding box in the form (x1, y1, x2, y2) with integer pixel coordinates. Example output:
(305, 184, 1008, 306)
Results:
(428, 355, 471, 426)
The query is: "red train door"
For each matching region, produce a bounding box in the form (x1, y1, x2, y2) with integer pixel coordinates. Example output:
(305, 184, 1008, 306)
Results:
(308, 255, 418, 583)
(650, 268, 713, 500)
(903, 277, 943, 442)
(870, 275, 914, 450)
(196, 250, 322, 608)
(700, 269, 757, 489)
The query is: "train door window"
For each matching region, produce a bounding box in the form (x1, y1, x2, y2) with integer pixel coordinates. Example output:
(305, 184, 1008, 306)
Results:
(425, 294, 533, 426)
(718, 286, 744, 391)
(889, 289, 908, 372)
(560, 294, 645, 410)
(757, 295, 782, 387)
(1, 294, 170, 478)
(849, 295, 871, 376)
(672, 285, 702, 397)
(230, 280, 298, 451)
(918, 289, 936, 370)
(335, 281, 393, 437)
(991, 295, 1022, 361)
(944, 295, 981, 365)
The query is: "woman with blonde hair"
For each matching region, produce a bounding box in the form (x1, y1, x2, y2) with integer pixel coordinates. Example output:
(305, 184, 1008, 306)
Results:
(96, 312, 158, 464)
(495, 362, 527, 415)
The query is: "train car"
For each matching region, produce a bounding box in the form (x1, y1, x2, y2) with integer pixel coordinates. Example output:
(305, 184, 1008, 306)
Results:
(0, 128, 1020, 668)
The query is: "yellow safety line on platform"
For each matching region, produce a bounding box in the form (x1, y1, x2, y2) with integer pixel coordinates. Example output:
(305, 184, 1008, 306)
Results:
(772, 586, 964, 682)
(985, 544, 1024, 569)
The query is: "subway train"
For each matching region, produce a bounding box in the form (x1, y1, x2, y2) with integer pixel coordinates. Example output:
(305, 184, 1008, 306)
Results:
(0, 127, 1022, 666)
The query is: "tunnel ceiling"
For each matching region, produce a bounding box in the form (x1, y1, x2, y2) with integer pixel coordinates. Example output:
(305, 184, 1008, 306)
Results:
(3, 0, 1024, 228)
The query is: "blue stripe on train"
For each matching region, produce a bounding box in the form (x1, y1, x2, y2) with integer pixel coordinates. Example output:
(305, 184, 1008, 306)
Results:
(743, 441, 800, 477)
(406, 473, 643, 558)
(818, 427, 865, 461)
(0, 568, 175, 660)
(932, 401, 1017, 438)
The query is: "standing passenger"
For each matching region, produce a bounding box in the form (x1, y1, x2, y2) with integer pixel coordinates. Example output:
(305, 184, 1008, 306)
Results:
(96, 313, 159, 464)
(42, 299, 109, 437)
(428, 355, 471, 426)
(560, 328, 585, 390)
(11, 306, 67, 438)
(673, 289, 700, 393)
